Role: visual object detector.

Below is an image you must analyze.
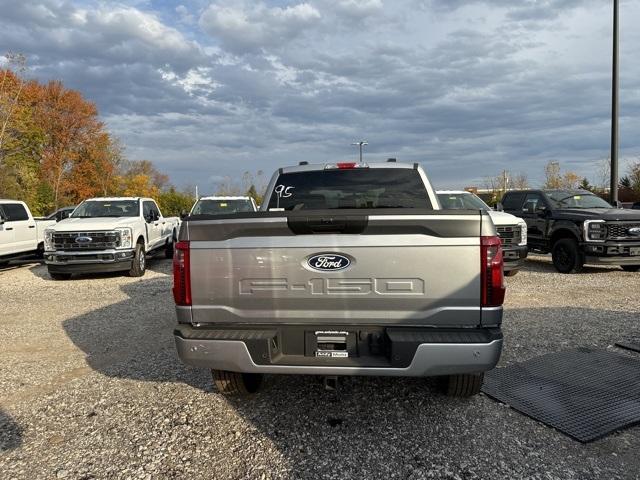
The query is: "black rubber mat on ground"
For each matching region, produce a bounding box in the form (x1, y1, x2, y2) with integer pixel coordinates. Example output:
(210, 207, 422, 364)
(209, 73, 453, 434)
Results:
(482, 348, 640, 443)
(616, 337, 640, 354)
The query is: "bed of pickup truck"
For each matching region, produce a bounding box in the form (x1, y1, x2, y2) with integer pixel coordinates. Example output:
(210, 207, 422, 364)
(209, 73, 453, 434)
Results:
(173, 161, 506, 396)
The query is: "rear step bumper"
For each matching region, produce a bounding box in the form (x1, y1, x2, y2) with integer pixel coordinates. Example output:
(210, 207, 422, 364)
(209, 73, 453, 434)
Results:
(174, 326, 503, 377)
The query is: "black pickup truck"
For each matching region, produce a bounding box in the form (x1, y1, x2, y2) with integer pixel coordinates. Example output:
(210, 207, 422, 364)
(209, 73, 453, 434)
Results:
(501, 189, 640, 273)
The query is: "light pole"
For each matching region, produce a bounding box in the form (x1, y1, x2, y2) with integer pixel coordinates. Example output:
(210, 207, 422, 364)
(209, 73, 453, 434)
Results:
(351, 141, 368, 163)
(610, 0, 619, 204)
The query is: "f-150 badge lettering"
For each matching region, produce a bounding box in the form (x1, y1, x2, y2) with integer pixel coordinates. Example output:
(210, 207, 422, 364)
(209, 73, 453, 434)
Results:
(307, 253, 351, 271)
(239, 278, 425, 296)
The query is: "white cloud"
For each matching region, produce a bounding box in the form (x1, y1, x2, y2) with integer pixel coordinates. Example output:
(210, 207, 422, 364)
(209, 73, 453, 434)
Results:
(1, 0, 639, 190)
(333, 0, 384, 17)
(199, 2, 321, 53)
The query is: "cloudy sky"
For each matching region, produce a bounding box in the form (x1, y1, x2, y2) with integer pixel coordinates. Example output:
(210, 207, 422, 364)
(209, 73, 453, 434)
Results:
(1, 0, 639, 192)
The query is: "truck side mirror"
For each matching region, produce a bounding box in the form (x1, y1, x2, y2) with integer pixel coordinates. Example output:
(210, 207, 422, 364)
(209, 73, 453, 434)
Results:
(495, 202, 504, 212)
(524, 203, 535, 214)
(180, 210, 188, 220)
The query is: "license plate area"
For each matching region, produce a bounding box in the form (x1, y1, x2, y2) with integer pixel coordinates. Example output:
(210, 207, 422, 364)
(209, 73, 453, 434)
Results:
(306, 330, 357, 358)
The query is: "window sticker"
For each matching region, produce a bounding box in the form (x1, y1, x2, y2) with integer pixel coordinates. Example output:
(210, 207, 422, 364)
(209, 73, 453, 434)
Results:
(274, 185, 294, 198)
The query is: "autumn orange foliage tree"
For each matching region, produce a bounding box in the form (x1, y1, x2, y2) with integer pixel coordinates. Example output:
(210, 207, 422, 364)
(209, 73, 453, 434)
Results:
(0, 57, 193, 216)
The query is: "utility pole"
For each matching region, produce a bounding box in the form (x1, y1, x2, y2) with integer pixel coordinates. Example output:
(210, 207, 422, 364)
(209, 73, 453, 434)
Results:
(351, 141, 368, 163)
(610, 0, 619, 204)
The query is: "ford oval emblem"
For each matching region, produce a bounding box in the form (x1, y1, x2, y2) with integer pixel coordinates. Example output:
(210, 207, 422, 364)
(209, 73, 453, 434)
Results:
(75, 236, 92, 243)
(629, 227, 640, 237)
(307, 253, 351, 272)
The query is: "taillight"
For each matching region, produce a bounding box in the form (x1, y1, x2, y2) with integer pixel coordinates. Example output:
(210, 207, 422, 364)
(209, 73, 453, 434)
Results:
(337, 162, 357, 169)
(481, 236, 505, 307)
(173, 241, 191, 306)
(325, 162, 369, 170)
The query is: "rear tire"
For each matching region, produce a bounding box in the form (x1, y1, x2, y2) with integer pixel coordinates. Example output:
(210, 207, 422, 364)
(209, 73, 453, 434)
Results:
(444, 373, 484, 397)
(551, 238, 584, 274)
(212, 370, 263, 395)
(49, 271, 72, 280)
(164, 234, 175, 259)
(36, 242, 45, 259)
(504, 269, 519, 277)
(128, 242, 146, 277)
(621, 265, 640, 272)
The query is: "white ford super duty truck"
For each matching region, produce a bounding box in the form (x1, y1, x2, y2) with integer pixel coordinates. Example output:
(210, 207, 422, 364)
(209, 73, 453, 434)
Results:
(173, 161, 506, 396)
(44, 197, 180, 280)
(0, 200, 56, 267)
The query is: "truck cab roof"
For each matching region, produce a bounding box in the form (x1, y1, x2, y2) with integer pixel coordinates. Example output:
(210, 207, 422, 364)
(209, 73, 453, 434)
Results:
(281, 161, 417, 174)
(83, 197, 149, 202)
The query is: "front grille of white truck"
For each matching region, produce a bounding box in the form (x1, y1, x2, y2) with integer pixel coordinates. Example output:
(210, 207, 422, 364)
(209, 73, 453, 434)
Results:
(496, 225, 521, 247)
(52, 231, 121, 251)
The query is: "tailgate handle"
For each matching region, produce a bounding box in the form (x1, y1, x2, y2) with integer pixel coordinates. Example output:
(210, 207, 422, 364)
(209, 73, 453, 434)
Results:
(287, 215, 368, 234)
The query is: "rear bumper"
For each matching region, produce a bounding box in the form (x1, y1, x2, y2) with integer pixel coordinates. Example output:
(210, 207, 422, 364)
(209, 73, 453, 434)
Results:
(503, 245, 528, 272)
(174, 325, 503, 377)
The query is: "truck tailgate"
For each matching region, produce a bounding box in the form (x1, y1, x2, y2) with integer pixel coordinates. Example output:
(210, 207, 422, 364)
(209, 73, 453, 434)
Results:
(185, 211, 488, 327)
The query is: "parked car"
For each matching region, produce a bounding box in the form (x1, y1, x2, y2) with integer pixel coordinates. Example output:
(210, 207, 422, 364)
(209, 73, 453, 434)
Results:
(43, 197, 180, 280)
(437, 190, 528, 276)
(42, 206, 76, 222)
(189, 196, 257, 216)
(0, 200, 56, 267)
(173, 161, 505, 397)
(501, 189, 640, 273)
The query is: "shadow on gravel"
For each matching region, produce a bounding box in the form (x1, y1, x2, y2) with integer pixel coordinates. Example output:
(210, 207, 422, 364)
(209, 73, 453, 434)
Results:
(61, 266, 209, 391)
(523, 256, 622, 274)
(0, 259, 42, 274)
(0, 409, 23, 452)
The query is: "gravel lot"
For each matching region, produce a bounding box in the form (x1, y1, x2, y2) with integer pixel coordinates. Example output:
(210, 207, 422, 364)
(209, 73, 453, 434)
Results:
(1, 254, 639, 479)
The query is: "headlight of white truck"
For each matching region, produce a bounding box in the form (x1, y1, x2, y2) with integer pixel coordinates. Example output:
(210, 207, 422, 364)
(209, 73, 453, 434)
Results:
(518, 219, 527, 246)
(115, 228, 133, 249)
(44, 229, 55, 251)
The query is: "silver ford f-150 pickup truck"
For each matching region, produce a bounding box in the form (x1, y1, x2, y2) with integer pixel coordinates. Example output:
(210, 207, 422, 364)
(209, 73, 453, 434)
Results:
(173, 161, 505, 396)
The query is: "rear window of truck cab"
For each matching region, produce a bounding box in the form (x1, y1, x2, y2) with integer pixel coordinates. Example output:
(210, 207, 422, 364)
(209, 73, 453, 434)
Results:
(267, 168, 432, 210)
(192, 199, 255, 215)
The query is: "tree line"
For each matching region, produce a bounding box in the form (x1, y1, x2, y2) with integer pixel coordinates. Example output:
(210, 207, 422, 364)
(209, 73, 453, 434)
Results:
(482, 158, 640, 204)
(0, 55, 196, 216)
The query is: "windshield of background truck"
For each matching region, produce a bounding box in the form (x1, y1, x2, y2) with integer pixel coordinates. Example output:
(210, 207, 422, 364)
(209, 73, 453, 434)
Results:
(191, 199, 255, 215)
(266, 168, 432, 210)
(546, 192, 612, 209)
(71, 200, 139, 217)
(438, 193, 489, 211)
